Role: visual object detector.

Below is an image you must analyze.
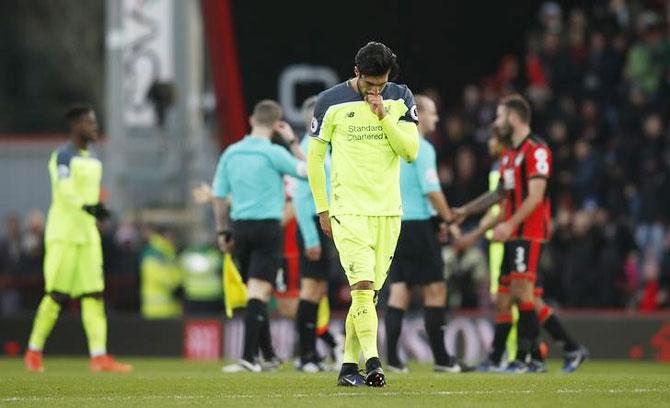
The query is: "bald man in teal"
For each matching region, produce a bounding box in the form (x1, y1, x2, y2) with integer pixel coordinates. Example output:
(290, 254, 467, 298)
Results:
(24, 106, 132, 373)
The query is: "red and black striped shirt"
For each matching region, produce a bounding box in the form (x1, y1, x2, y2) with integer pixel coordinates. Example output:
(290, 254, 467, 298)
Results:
(499, 134, 552, 241)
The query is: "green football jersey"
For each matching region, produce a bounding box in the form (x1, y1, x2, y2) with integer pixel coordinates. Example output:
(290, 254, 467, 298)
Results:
(310, 81, 418, 217)
(44, 142, 102, 244)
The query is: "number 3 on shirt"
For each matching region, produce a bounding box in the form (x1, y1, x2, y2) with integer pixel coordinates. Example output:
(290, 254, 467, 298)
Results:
(514, 246, 527, 272)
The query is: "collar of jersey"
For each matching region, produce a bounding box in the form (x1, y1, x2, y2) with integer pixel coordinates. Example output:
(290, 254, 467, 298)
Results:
(246, 135, 271, 144)
(514, 133, 532, 150)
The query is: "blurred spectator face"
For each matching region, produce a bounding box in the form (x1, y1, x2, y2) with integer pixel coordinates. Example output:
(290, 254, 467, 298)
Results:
(628, 87, 647, 107)
(569, 30, 585, 49)
(642, 156, 659, 175)
(580, 99, 599, 121)
(481, 82, 498, 103)
(499, 55, 519, 81)
(556, 206, 571, 228)
(569, 8, 587, 33)
(445, 115, 464, 139)
(611, 33, 627, 53)
(455, 147, 476, 180)
(590, 32, 606, 53)
(548, 120, 568, 144)
(636, 11, 661, 41)
(115, 220, 140, 249)
(416, 96, 439, 135)
(4, 214, 20, 240)
(21, 211, 44, 257)
(463, 85, 480, 110)
(642, 114, 663, 139)
(574, 139, 591, 160)
(542, 32, 561, 54)
(539, 2, 563, 33)
(573, 210, 593, 236)
(438, 163, 454, 185)
(594, 208, 609, 226)
(559, 96, 577, 116)
(25, 210, 44, 234)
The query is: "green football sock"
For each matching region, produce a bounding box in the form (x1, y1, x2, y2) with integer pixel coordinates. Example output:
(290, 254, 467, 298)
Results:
(28, 295, 62, 351)
(507, 305, 519, 362)
(350, 289, 379, 361)
(81, 297, 107, 357)
(343, 307, 361, 364)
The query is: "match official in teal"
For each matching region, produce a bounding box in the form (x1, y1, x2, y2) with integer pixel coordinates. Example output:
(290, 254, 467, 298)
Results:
(385, 95, 465, 373)
(213, 100, 307, 373)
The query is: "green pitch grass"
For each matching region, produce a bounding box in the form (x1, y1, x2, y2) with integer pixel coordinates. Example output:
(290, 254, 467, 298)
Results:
(1, 358, 669, 407)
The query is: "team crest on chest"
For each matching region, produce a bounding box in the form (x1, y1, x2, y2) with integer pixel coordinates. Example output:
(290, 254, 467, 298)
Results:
(410, 105, 418, 121)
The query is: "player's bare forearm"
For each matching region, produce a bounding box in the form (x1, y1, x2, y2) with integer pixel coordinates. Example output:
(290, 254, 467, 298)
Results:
(213, 197, 231, 232)
(480, 207, 501, 231)
(454, 211, 504, 251)
(381, 118, 419, 162)
(306, 138, 329, 213)
(427, 191, 455, 223)
(459, 187, 505, 218)
(469, 212, 502, 242)
(507, 178, 546, 229)
(289, 142, 306, 161)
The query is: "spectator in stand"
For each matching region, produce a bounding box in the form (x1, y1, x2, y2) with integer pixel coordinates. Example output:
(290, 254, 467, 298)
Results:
(0, 213, 23, 315)
(571, 139, 601, 207)
(20, 209, 45, 276)
(626, 12, 669, 98)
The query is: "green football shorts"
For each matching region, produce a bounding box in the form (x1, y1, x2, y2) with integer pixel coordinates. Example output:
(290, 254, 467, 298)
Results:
(44, 238, 104, 297)
(330, 214, 401, 289)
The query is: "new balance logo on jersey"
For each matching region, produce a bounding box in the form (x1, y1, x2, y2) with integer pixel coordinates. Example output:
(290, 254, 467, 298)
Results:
(347, 111, 355, 118)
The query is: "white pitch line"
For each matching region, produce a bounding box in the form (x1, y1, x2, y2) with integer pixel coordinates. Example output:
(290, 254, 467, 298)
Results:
(2, 387, 669, 402)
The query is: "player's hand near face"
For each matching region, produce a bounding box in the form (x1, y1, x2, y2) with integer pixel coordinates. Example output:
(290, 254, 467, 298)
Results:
(318, 211, 332, 238)
(274, 121, 297, 143)
(366, 91, 385, 120)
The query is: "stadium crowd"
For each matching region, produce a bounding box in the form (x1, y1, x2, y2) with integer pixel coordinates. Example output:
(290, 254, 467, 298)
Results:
(2, 1, 670, 315)
(427, 1, 670, 309)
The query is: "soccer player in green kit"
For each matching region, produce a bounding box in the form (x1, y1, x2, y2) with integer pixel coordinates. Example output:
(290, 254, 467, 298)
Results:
(307, 42, 419, 387)
(24, 106, 132, 373)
